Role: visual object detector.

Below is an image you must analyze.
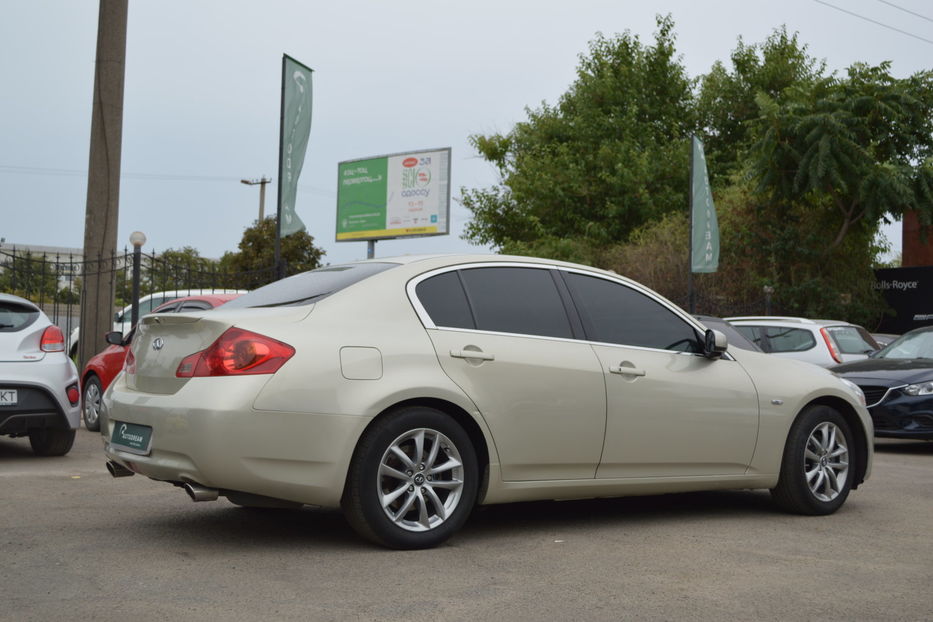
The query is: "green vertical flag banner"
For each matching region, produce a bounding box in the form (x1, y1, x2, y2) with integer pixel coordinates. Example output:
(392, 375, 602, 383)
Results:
(691, 135, 719, 273)
(278, 55, 313, 236)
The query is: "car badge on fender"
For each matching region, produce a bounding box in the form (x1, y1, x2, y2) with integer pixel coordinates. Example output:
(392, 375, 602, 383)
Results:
(152, 337, 165, 351)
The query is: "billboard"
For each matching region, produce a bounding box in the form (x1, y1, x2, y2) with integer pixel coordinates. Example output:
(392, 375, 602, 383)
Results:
(336, 148, 451, 242)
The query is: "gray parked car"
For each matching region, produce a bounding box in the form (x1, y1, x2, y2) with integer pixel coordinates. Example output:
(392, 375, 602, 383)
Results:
(0, 293, 81, 455)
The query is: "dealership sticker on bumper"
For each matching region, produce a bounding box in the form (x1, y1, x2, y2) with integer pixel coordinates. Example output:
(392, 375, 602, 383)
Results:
(110, 421, 153, 455)
(0, 389, 17, 406)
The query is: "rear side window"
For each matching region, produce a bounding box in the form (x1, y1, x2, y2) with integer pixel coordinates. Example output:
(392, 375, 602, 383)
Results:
(416, 271, 475, 329)
(224, 262, 398, 308)
(564, 272, 701, 352)
(826, 326, 878, 354)
(459, 267, 573, 339)
(0, 301, 40, 332)
(763, 327, 816, 352)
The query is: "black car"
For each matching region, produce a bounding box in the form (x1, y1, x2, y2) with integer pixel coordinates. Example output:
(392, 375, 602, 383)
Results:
(833, 326, 933, 440)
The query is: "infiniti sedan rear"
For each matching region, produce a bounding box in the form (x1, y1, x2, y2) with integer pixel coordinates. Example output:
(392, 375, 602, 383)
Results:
(101, 255, 872, 549)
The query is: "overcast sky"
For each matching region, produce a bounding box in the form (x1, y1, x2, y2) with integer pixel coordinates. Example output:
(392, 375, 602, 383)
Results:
(2, 0, 930, 264)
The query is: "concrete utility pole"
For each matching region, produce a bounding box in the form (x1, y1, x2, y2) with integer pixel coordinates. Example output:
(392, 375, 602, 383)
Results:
(241, 177, 271, 221)
(79, 0, 128, 370)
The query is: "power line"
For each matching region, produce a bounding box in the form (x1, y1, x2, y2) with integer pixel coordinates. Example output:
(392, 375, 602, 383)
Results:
(876, 0, 933, 24)
(813, 0, 933, 45)
(0, 163, 335, 196)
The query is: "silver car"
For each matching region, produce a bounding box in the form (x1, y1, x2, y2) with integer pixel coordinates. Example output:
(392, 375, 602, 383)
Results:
(1, 293, 81, 455)
(102, 255, 873, 548)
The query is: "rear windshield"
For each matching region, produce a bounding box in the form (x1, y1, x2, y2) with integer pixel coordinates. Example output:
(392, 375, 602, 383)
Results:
(826, 326, 879, 354)
(0, 301, 40, 332)
(222, 262, 398, 308)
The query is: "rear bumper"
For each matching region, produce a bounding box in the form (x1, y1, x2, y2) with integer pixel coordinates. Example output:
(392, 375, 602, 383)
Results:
(0, 357, 80, 435)
(101, 374, 371, 508)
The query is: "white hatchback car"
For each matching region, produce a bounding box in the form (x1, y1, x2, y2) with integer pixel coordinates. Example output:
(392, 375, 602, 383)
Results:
(726, 317, 881, 368)
(0, 293, 81, 455)
(102, 256, 873, 549)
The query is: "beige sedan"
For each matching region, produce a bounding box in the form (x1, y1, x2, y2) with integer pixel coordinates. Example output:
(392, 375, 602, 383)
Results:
(101, 255, 872, 549)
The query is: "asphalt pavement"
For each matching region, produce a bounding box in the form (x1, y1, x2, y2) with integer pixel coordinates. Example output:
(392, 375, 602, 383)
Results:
(1, 429, 931, 621)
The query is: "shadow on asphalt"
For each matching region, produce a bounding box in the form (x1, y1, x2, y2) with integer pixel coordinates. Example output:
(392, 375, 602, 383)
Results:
(118, 488, 780, 551)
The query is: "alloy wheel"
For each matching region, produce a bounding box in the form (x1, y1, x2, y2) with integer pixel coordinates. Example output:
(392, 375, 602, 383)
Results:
(377, 428, 465, 532)
(804, 421, 849, 502)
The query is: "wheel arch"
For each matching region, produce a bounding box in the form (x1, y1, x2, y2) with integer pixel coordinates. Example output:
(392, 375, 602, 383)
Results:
(343, 397, 492, 504)
(798, 396, 869, 489)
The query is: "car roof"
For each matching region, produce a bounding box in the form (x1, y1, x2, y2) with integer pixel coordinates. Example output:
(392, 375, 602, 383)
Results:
(725, 316, 856, 327)
(152, 293, 240, 312)
(0, 292, 41, 310)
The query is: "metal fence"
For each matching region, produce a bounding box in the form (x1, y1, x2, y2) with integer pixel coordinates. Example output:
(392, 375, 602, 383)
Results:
(0, 247, 279, 356)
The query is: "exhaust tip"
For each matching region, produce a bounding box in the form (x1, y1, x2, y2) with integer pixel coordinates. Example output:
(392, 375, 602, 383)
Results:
(183, 482, 219, 502)
(106, 460, 135, 478)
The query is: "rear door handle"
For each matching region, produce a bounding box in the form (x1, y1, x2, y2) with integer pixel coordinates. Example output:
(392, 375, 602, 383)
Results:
(450, 349, 495, 361)
(609, 365, 646, 377)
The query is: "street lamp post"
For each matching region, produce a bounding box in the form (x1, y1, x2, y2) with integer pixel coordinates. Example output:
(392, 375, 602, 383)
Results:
(129, 231, 146, 327)
(241, 177, 271, 221)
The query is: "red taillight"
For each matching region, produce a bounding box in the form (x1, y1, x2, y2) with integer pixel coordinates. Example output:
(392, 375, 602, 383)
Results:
(66, 384, 80, 405)
(176, 328, 295, 378)
(820, 327, 843, 364)
(124, 346, 136, 375)
(40, 326, 65, 352)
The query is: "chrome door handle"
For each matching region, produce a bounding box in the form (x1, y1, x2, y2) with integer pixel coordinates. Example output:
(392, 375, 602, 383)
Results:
(450, 349, 495, 361)
(609, 365, 646, 377)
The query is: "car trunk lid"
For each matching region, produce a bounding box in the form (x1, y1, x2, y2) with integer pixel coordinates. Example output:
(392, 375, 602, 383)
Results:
(126, 307, 310, 395)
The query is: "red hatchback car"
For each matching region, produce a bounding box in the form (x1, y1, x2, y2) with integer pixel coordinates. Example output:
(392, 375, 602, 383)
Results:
(80, 293, 240, 430)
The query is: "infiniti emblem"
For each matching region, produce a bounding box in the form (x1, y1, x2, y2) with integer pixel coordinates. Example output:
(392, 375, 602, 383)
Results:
(152, 337, 165, 351)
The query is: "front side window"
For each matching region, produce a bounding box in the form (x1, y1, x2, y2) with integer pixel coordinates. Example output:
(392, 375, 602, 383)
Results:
(458, 267, 573, 339)
(564, 272, 700, 352)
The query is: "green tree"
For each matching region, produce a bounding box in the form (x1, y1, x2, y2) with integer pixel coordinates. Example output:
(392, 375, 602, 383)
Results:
(0, 251, 61, 302)
(461, 15, 696, 263)
(750, 62, 933, 251)
(220, 218, 325, 286)
(697, 27, 824, 183)
(145, 246, 219, 294)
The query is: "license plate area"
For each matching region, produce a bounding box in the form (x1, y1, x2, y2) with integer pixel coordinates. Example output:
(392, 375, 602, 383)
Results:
(110, 421, 153, 456)
(0, 389, 17, 406)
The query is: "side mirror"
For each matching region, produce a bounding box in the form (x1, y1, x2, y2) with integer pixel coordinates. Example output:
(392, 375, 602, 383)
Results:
(703, 329, 728, 359)
(104, 331, 124, 346)
(113, 312, 122, 323)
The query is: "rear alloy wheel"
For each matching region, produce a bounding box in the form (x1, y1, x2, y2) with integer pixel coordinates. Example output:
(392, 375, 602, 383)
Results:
(82, 375, 102, 431)
(28, 428, 76, 457)
(772, 405, 853, 515)
(343, 407, 478, 549)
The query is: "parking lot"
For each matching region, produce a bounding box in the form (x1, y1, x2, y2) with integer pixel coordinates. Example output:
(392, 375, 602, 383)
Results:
(2, 429, 931, 621)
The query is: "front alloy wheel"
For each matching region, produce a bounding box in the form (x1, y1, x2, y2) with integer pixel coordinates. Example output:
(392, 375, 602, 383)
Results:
(804, 421, 849, 502)
(772, 405, 855, 515)
(343, 407, 478, 549)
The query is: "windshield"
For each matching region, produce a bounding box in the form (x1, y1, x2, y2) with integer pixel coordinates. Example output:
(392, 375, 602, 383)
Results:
(825, 325, 878, 354)
(0, 301, 40, 332)
(222, 262, 399, 309)
(876, 330, 933, 360)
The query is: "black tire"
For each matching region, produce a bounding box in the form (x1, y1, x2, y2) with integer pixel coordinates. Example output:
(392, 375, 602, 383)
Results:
(342, 406, 478, 549)
(28, 427, 76, 457)
(82, 375, 102, 432)
(771, 405, 854, 515)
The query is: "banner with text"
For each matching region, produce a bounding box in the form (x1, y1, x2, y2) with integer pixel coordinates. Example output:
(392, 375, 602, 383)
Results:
(691, 135, 719, 273)
(278, 55, 313, 237)
(336, 148, 451, 241)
